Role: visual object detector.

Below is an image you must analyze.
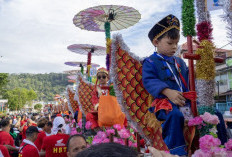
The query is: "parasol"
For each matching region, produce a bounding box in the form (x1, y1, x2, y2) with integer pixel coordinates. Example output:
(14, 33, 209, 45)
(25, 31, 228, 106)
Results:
(73, 5, 141, 70)
(64, 61, 87, 74)
(64, 61, 87, 67)
(67, 75, 77, 80)
(63, 70, 81, 75)
(67, 44, 105, 79)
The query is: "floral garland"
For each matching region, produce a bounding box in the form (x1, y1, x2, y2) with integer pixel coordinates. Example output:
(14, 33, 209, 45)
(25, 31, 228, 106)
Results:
(182, 0, 196, 37)
(195, 40, 215, 80)
(105, 22, 111, 71)
(195, 0, 216, 108)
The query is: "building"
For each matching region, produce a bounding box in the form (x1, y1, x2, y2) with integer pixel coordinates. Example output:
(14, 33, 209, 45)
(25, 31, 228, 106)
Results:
(181, 41, 232, 113)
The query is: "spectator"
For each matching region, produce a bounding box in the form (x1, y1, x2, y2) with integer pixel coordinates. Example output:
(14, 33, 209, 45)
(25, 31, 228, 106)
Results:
(0, 119, 15, 147)
(0, 145, 10, 157)
(18, 126, 39, 157)
(67, 135, 87, 157)
(44, 121, 53, 136)
(19, 119, 32, 141)
(34, 118, 48, 151)
(41, 117, 70, 157)
(76, 142, 138, 157)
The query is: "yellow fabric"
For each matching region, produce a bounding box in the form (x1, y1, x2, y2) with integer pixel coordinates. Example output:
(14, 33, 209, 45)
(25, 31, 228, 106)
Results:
(98, 95, 125, 127)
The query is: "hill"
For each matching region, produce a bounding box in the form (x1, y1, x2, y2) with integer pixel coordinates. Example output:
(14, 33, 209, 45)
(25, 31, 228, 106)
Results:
(6, 73, 72, 101)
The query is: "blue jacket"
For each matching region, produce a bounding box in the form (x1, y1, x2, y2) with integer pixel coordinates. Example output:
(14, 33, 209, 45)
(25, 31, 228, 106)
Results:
(142, 52, 189, 100)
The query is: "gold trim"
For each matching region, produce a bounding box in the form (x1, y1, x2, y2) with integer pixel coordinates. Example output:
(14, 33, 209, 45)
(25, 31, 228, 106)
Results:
(152, 25, 180, 43)
(157, 23, 167, 29)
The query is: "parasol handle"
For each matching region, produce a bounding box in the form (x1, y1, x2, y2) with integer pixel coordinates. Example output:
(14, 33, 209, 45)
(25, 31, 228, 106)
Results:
(87, 51, 92, 78)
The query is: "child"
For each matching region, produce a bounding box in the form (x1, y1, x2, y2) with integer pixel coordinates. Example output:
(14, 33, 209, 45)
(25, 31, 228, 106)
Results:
(142, 14, 190, 156)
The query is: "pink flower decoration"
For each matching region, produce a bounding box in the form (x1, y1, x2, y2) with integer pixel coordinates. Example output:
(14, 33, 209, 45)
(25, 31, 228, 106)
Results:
(113, 124, 122, 131)
(78, 120, 82, 128)
(200, 112, 220, 125)
(106, 129, 115, 136)
(225, 139, 232, 151)
(129, 141, 137, 147)
(118, 128, 130, 139)
(92, 138, 102, 145)
(114, 137, 124, 145)
(95, 131, 107, 139)
(212, 147, 227, 156)
(85, 121, 92, 130)
(199, 135, 221, 153)
(102, 138, 110, 143)
(192, 149, 211, 157)
(188, 116, 203, 126)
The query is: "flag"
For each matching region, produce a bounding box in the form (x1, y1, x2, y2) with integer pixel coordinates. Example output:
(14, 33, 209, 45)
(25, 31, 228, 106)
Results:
(207, 0, 223, 11)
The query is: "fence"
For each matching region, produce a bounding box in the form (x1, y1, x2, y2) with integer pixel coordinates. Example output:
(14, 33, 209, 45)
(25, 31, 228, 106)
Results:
(215, 102, 232, 114)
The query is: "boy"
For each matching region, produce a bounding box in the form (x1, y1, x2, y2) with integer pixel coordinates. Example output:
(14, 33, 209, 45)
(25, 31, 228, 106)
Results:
(142, 14, 189, 156)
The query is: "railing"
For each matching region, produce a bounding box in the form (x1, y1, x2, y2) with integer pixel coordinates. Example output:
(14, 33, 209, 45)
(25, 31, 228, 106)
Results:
(215, 102, 232, 114)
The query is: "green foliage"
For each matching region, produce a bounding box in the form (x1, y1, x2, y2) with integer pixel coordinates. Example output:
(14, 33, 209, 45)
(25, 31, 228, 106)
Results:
(109, 84, 115, 96)
(0, 73, 9, 95)
(5, 73, 71, 102)
(86, 136, 94, 145)
(3, 88, 36, 110)
(0, 73, 9, 88)
(34, 103, 42, 110)
(182, 0, 196, 36)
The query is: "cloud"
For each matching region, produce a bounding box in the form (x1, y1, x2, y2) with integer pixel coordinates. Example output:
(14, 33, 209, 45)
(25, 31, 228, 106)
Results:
(0, 0, 230, 73)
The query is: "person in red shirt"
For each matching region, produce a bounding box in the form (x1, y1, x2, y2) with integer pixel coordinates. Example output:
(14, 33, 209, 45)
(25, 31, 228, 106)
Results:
(0, 145, 10, 157)
(34, 117, 48, 151)
(41, 117, 70, 157)
(18, 126, 39, 157)
(0, 119, 14, 146)
(19, 119, 33, 141)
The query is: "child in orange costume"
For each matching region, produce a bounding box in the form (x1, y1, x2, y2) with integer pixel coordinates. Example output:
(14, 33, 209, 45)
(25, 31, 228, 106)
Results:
(86, 68, 126, 129)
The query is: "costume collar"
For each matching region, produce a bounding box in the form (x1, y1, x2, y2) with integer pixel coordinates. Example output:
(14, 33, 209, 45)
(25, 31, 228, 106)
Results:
(154, 52, 174, 63)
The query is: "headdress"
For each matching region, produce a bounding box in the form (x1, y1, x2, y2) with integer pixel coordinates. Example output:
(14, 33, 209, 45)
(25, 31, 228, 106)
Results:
(148, 14, 180, 42)
(97, 67, 108, 75)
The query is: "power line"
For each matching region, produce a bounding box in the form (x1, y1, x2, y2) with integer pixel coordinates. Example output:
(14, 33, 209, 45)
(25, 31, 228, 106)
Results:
(219, 41, 232, 49)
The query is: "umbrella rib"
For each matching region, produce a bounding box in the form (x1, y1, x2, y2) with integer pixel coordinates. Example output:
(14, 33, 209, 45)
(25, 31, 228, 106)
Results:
(115, 17, 141, 23)
(75, 21, 102, 31)
(112, 20, 127, 30)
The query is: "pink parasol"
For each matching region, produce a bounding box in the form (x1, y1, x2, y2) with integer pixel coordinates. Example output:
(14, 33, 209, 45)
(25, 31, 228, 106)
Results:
(67, 44, 105, 78)
(73, 5, 141, 32)
(67, 75, 77, 80)
(73, 5, 141, 70)
(63, 70, 81, 75)
(64, 61, 87, 67)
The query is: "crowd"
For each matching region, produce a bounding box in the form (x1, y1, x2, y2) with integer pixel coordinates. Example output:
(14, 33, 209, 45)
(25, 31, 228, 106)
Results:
(0, 112, 178, 157)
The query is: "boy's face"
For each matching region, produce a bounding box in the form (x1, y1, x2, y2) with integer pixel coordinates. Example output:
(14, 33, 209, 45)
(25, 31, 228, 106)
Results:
(153, 36, 179, 57)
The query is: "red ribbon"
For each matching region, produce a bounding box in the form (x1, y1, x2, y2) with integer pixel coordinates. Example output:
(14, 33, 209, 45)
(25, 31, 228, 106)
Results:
(151, 91, 197, 113)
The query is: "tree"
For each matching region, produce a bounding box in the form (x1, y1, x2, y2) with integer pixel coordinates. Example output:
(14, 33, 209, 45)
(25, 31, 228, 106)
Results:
(3, 88, 37, 111)
(27, 89, 37, 106)
(0, 73, 8, 89)
(0, 73, 9, 96)
(34, 103, 42, 111)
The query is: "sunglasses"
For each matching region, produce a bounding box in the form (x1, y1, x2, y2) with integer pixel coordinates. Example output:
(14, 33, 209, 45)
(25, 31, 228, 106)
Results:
(98, 75, 107, 80)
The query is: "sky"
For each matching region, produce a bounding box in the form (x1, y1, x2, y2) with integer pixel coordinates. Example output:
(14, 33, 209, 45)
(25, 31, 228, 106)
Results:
(0, 0, 231, 73)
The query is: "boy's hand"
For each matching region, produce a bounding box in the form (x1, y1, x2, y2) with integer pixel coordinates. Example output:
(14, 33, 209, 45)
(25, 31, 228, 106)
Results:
(161, 88, 186, 107)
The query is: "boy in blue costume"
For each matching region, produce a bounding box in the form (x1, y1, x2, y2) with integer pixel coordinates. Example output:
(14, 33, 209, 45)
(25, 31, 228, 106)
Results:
(142, 14, 190, 156)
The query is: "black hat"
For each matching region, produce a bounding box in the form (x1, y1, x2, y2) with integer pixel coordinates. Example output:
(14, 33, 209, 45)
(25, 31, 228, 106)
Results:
(26, 126, 39, 134)
(148, 14, 180, 42)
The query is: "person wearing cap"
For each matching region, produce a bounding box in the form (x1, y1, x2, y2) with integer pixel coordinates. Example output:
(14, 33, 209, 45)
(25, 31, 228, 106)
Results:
(142, 14, 190, 156)
(40, 117, 70, 157)
(18, 126, 39, 157)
